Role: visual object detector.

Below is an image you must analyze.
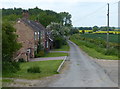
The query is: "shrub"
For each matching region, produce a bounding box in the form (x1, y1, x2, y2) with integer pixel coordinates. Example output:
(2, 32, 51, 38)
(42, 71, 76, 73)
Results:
(18, 58, 26, 62)
(2, 61, 20, 74)
(35, 50, 45, 58)
(27, 66, 41, 73)
(53, 36, 63, 48)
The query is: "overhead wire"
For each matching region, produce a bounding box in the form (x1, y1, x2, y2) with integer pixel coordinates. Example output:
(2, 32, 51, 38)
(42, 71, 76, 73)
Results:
(74, 3, 107, 23)
(8, 0, 15, 8)
(74, 1, 119, 26)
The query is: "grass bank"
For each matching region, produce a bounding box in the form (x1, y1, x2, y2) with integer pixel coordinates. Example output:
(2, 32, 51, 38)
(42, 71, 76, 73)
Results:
(3, 60, 63, 79)
(70, 34, 119, 60)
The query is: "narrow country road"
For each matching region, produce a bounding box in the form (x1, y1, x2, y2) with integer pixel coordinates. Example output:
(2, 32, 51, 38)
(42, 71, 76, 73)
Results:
(47, 40, 118, 87)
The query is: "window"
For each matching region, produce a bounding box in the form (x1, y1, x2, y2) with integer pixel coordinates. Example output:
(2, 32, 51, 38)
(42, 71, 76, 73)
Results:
(41, 31, 43, 39)
(47, 41, 49, 48)
(34, 32, 37, 40)
(38, 32, 40, 39)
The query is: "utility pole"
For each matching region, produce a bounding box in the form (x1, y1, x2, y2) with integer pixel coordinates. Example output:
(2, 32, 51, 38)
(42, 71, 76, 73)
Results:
(106, 3, 109, 49)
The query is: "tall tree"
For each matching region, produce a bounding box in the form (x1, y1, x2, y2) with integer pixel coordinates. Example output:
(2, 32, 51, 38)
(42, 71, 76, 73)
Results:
(2, 22, 21, 62)
(59, 12, 72, 26)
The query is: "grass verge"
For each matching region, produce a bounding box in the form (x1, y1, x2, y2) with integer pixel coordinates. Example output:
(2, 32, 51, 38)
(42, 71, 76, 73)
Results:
(79, 45, 118, 60)
(44, 52, 68, 57)
(2, 79, 14, 83)
(70, 34, 119, 60)
(3, 60, 63, 79)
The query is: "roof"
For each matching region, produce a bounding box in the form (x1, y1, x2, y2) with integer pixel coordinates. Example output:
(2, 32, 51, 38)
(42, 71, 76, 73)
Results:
(22, 18, 47, 32)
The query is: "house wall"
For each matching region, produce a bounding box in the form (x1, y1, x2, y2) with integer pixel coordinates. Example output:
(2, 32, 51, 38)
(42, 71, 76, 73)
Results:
(14, 20, 35, 61)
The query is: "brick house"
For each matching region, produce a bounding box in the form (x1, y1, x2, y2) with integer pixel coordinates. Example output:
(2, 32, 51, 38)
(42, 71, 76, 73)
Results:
(14, 18, 51, 61)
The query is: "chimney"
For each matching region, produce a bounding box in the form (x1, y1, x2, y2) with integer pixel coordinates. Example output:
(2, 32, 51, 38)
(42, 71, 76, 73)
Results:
(22, 10, 29, 19)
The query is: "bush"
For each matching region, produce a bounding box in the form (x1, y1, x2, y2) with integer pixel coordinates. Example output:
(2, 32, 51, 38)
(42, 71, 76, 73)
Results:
(35, 50, 45, 58)
(54, 38, 62, 48)
(2, 61, 20, 74)
(27, 66, 41, 73)
(18, 58, 26, 62)
(53, 36, 67, 49)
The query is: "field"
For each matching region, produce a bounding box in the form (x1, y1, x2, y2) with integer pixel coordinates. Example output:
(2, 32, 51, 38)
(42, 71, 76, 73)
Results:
(80, 34, 119, 43)
(70, 34, 119, 60)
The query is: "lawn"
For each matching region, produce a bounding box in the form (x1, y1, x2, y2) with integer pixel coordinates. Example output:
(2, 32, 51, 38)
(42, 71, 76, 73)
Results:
(53, 44, 70, 51)
(3, 60, 63, 79)
(44, 52, 68, 57)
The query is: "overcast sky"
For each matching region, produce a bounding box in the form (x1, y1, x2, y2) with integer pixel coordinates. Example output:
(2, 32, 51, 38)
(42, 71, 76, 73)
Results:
(1, 0, 119, 27)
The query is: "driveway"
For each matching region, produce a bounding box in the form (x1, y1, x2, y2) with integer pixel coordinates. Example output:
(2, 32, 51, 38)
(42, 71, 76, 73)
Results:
(47, 40, 118, 87)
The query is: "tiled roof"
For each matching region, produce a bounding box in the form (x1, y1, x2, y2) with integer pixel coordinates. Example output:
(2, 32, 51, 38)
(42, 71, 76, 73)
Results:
(22, 19, 46, 32)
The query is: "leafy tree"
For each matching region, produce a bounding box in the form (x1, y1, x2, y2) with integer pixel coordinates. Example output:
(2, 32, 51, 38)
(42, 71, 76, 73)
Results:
(59, 12, 72, 26)
(2, 22, 21, 62)
(2, 22, 22, 74)
(46, 22, 69, 48)
(78, 27, 92, 30)
(47, 22, 70, 36)
(2, 14, 22, 21)
(99, 27, 107, 31)
(93, 26, 99, 32)
(69, 27, 79, 35)
(2, 7, 72, 28)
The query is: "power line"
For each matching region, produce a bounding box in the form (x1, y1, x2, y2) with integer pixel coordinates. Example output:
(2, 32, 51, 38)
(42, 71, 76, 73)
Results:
(74, 4, 107, 22)
(74, 1, 119, 26)
(8, 0, 15, 8)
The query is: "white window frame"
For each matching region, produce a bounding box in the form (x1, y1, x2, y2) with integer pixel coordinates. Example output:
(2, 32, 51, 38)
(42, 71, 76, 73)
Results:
(34, 32, 37, 40)
(38, 32, 40, 39)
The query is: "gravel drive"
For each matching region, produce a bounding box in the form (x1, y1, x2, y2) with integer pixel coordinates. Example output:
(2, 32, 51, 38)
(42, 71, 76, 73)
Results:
(47, 40, 118, 87)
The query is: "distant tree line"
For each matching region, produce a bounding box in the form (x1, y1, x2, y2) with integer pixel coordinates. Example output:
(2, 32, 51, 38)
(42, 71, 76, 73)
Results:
(78, 26, 115, 32)
(2, 7, 72, 27)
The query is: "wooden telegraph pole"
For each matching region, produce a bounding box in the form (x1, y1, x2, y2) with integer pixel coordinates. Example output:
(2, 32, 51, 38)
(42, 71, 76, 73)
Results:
(106, 3, 109, 49)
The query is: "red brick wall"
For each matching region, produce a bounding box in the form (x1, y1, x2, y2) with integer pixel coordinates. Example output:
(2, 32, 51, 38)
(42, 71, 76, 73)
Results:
(14, 20, 35, 61)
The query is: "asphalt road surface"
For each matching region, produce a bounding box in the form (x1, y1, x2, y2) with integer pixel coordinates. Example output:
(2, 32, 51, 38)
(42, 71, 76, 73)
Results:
(48, 40, 118, 87)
